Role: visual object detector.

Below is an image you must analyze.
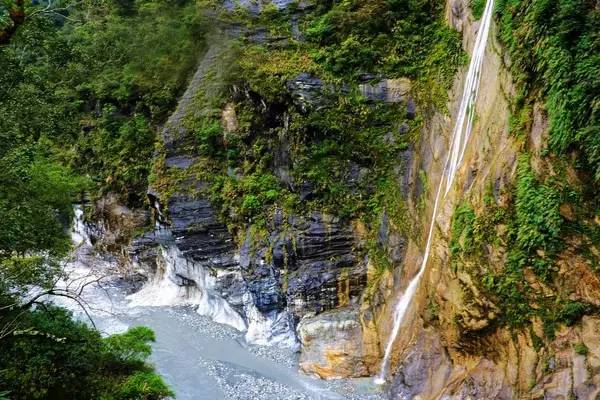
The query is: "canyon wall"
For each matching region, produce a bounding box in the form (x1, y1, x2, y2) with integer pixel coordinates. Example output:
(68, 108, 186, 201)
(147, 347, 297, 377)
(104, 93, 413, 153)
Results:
(83, 1, 600, 398)
(368, 1, 600, 398)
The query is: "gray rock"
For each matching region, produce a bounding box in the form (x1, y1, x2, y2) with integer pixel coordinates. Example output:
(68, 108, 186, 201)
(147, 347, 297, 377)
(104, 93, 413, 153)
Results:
(359, 78, 411, 103)
(299, 181, 316, 201)
(167, 193, 236, 268)
(388, 329, 452, 399)
(285, 73, 327, 113)
(286, 213, 366, 318)
(406, 97, 417, 119)
(165, 155, 197, 169)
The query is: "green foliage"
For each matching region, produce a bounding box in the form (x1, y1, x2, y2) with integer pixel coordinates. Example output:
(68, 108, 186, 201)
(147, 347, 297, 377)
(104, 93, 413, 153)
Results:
(304, 0, 465, 87)
(510, 156, 564, 281)
(202, 0, 464, 231)
(78, 108, 156, 205)
(514, 156, 563, 255)
(118, 371, 174, 400)
(557, 301, 591, 326)
(467, 0, 600, 335)
(482, 266, 532, 327)
(541, 300, 593, 339)
(0, 0, 208, 206)
(449, 200, 532, 328)
(241, 195, 262, 216)
(574, 342, 589, 356)
(237, 44, 320, 102)
(471, 0, 486, 19)
(0, 147, 87, 258)
(448, 159, 597, 335)
(0, 1, 200, 397)
(147, 0, 464, 244)
(103, 327, 155, 369)
(190, 79, 414, 229)
(289, 94, 409, 219)
(496, 0, 600, 182)
(209, 171, 284, 229)
(0, 307, 171, 400)
(194, 118, 224, 156)
(450, 203, 477, 258)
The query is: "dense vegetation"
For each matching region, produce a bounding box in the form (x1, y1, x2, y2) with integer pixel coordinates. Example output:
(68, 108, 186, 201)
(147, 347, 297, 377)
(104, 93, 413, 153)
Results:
(3, 0, 596, 392)
(497, 0, 600, 181)
(1, 0, 207, 207)
(444, 0, 600, 346)
(1, 310, 173, 399)
(150, 0, 465, 247)
(0, 0, 209, 397)
(0, 0, 466, 393)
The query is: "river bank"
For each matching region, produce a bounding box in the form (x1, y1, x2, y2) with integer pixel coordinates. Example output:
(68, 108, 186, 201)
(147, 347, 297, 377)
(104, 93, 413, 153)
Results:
(54, 225, 384, 400)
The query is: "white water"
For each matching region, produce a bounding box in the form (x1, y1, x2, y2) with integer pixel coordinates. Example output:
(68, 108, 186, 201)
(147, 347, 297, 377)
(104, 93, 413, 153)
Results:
(54, 209, 369, 399)
(127, 229, 301, 346)
(244, 301, 299, 349)
(71, 205, 91, 247)
(127, 242, 247, 331)
(375, 0, 495, 384)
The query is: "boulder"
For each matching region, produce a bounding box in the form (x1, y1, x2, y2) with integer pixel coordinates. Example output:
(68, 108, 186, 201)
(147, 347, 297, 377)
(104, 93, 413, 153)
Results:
(298, 308, 373, 378)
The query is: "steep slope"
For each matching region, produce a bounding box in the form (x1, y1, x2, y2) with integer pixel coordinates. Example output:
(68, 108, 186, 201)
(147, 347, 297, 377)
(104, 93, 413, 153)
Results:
(367, 0, 600, 398)
(81, 0, 600, 398)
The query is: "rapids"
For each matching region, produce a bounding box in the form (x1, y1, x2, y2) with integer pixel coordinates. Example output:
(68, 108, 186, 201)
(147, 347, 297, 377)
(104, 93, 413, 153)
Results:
(50, 207, 383, 400)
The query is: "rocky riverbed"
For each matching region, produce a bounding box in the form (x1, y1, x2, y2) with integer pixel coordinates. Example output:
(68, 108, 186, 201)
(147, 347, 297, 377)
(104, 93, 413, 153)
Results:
(54, 231, 385, 400)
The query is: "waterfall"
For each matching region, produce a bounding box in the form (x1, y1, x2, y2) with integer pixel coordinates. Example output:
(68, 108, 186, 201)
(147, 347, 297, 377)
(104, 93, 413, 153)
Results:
(71, 205, 91, 247)
(374, 0, 495, 384)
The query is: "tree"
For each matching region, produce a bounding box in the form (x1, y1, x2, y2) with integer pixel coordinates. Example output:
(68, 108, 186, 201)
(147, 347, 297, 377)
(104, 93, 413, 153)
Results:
(0, 0, 25, 44)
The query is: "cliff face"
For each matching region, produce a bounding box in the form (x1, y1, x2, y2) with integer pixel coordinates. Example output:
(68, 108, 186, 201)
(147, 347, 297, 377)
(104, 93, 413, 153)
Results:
(123, 18, 386, 350)
(85, 0, 600, 398)
(369, 0, 600, 398)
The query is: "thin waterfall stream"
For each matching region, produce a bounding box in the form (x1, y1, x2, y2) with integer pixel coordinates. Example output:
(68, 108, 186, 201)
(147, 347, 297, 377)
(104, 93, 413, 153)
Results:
(374, 0, 495, 384)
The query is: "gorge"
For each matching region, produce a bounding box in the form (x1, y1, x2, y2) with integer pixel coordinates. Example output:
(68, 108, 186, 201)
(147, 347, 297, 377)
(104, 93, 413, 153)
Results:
(1, 0, 599, 399)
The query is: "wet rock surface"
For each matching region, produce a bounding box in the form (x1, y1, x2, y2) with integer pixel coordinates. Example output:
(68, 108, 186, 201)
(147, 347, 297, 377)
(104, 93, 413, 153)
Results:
(167, 193, 236, 267)
(285, 73, 331, 113)
(239, 211, 368, 321)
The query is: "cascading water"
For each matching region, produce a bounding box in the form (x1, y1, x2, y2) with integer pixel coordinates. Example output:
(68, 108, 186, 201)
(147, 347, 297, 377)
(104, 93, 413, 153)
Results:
(374, 0, 495, 384)
(126, 229, 299, 344)
(244, 301, 299, 349)
(54, 207, 350, 399)
(71, 205, 91, 247)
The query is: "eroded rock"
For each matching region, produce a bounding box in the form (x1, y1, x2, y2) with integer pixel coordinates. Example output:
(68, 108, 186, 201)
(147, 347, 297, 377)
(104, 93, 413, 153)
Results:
(298, 308, 374, 378)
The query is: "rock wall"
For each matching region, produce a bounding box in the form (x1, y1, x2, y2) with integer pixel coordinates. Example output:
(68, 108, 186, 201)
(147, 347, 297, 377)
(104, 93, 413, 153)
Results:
(124, 17, 379, 351)
(365, 0, 600, 398)
(84, 1, 600, 397)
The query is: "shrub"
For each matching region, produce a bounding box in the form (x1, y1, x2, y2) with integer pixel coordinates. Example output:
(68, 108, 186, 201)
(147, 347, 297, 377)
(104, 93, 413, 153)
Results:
(574, 342, 589, 356)
(514, 155, 563, 276)
(558, 301, 590, 326)
(195, 118, 223, 156)
(496, 0, 600, 182)
(241, 195, 262, 217)
(0, 307, 171, 399)
(471, 0, 486, 19)
(450, 203, 477, 258)
(118, 372, 174, 400)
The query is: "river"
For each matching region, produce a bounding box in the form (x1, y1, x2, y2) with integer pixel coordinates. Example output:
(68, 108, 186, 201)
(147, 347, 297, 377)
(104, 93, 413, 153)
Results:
(53, 208, 383, 400)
